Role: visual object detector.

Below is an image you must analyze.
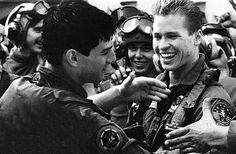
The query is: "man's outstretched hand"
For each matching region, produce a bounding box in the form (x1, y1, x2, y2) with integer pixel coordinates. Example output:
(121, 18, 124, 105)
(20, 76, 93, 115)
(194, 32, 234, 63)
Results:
(119, 72, 170, 102)
(164, 98, 229, 153)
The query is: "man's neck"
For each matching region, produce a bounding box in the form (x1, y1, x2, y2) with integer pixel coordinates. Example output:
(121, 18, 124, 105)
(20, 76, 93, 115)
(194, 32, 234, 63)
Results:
(45, 61, 84, 87)
(169, 59, 199, 87)
(43, 62, 88, 98)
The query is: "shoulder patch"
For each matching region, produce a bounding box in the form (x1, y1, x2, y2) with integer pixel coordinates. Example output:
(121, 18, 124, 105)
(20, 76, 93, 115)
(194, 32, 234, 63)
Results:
(211, 98, 234, 126)
(96, 125, 124, 153)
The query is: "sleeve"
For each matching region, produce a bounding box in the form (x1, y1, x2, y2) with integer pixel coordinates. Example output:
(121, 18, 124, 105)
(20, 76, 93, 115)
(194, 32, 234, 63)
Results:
(228, 120, 236, 153)
(78, 105, 151, 154)
(193, 84, 236, 125)
(110, 103, 129, 128)
(143, 107, 157, 136)
(92, 123, 151, 154)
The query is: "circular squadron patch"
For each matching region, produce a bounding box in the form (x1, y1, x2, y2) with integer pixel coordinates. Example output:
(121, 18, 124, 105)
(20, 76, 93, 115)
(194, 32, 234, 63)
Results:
(211, 98, 234, 126)
(96, 125, 123, 153)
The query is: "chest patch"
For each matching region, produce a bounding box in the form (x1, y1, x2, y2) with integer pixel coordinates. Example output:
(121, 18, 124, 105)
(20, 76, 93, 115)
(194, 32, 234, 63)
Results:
(211, 98, 234, 126)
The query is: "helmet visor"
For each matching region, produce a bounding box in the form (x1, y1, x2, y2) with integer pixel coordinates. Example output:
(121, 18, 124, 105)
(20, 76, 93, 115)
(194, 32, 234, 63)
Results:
(34, 0, 50, 15)
(23, 0, 50, 17)
(121, 16, 153, 35)
(111, 6, 139, 26)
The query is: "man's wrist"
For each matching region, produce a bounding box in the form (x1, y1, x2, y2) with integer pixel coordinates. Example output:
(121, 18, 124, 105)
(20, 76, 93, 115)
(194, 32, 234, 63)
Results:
(210, 126, 229, 152)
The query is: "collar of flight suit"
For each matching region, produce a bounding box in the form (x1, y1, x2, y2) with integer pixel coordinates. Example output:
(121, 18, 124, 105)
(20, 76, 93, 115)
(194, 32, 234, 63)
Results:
(37, 65, 88, 98)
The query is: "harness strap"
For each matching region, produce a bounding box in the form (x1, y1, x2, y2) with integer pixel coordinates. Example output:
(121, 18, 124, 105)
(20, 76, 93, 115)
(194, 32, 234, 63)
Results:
(169, 69, 217, 127)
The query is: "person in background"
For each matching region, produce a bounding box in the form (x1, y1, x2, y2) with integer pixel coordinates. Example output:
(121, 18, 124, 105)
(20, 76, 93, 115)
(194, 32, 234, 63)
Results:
(205, 0, 236, 47)
(0, 1, 170, 153)
(110, 14, 159, 128)
(202, 0, 236, 105)
(207, 47, 236, 106)
(108, 14, 164, 143)
(111, 5, 151, 65)
(3, 0, 49, 75)
(143, 0, 236, 153)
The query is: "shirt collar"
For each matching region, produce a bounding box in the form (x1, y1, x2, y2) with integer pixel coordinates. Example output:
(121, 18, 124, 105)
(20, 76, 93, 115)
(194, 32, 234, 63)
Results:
(37, 65, 88, 98)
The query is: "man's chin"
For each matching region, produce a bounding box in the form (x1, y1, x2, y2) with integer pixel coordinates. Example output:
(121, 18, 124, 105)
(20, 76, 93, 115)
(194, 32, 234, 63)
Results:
(32, 49, 42, 53)
(134, 69, 146, 75)
(32, 46, 43, 53)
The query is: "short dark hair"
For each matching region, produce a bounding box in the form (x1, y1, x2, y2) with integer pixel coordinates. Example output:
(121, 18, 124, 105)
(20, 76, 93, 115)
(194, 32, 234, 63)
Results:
(42, 1, 116, 65)
(152, 0, 203, 34)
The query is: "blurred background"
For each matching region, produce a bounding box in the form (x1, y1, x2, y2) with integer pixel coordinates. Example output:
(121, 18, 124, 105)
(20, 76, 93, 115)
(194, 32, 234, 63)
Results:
(88, 0, 206, 14)
(1, 0, 236, 46)
(88, 0, 236, 48)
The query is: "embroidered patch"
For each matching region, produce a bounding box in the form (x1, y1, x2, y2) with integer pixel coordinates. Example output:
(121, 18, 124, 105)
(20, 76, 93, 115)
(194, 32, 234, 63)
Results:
(96, 125, 123, 153)
(211, 98, 234, 126)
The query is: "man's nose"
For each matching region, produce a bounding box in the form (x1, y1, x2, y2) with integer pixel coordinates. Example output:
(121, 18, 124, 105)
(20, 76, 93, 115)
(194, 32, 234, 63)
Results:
(159, 37, 170, 51)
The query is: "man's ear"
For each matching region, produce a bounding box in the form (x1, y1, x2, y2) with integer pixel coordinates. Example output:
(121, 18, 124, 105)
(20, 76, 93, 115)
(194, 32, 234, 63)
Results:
(194, 29, 203, 46)
(64, 49, 80, 67)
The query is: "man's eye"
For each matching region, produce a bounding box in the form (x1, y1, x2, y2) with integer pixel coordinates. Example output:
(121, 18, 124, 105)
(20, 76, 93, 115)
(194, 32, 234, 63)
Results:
(153, 34, 162, 40)
(102, 51, 109, 55)
(128, 46, 138, 51)
(168, 35, 178, 39)
(34, 27, 42, 33)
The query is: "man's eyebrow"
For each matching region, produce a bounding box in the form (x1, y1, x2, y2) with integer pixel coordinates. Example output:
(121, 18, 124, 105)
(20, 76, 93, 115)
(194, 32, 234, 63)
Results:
(153, 31, 178, 35)
(166, 32, 179, 35)
(153, 32, 161, 36)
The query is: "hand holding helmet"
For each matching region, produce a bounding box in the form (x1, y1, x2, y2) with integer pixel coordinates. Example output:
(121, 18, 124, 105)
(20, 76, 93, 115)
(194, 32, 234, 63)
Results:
(201, 23, 236, 76)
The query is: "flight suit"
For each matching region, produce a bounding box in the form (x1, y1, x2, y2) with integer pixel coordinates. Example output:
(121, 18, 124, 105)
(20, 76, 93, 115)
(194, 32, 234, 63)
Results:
(0, 65, 151, 154)
(144, 54, 236, 154)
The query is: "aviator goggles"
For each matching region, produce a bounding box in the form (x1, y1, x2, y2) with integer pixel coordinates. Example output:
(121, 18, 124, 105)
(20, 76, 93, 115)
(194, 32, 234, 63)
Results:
(202, 23, 230, 38)
(120, 16, 153, 36)
(111, 6, 148, 26)
(25, 0, 49, 17)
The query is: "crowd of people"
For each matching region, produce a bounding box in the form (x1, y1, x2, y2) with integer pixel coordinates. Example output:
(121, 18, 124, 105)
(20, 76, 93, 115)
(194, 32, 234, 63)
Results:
(0, 0, 236, 153)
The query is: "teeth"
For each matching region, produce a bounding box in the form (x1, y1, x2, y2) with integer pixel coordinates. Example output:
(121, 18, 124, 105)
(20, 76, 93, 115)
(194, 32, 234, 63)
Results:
(135, 61, 145, 64)
(161, 53, 175, 58)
